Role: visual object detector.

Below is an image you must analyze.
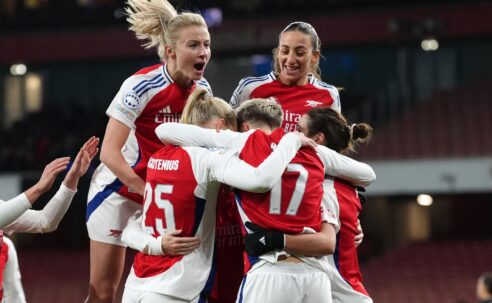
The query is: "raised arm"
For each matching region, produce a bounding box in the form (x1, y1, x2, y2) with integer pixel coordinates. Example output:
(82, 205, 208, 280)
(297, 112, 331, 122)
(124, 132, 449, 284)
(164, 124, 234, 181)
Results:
(3, 137, 99, 234)
(0, 157, 69, 229)
(0, 195, 31, 229)
(155, 122, 251, 151)
(317, 145, 376, 187)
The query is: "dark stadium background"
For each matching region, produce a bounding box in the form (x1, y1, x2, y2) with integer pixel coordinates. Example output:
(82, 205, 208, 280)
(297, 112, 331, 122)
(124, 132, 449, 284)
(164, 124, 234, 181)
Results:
(1, 0, 491, 302)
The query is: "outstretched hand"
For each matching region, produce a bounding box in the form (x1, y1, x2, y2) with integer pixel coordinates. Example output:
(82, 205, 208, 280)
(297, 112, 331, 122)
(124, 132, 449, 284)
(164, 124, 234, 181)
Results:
(69, 136, 100, 178)
(24, 156, 70, 204)
(161, 229, 201, 256)
(36, 157, 71, 194)
(63, 136, 100, 190)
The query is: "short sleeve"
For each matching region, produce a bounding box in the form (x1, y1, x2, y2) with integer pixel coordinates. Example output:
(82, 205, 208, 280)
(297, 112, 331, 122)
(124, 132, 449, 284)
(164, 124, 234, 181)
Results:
(230, 77, 251, 109)
(106, 77, 145, 129)
(321, 178, 340, 233)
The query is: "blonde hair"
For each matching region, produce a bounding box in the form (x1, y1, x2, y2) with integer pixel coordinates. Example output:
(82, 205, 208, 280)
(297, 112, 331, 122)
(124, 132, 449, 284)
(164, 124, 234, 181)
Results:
(272, 21, 322, 79)
(181, 88, 236, 130)
(235, 98, 284, 130)
(126, 0, 208, 61)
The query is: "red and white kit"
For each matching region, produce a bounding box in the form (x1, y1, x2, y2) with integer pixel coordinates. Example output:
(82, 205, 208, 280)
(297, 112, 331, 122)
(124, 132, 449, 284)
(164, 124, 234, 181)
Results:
(0, 235, 25, 303)
(86, 63, 212, 246)
(155, 123, 375, 303)
(324, 178, 373, 303)
(122, 132, 303, 303)
(230, 72, 341, 132)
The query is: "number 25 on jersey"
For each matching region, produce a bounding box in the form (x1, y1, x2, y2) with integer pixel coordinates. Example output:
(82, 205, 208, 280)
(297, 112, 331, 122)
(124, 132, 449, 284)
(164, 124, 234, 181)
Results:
(143, 182, 176, 236)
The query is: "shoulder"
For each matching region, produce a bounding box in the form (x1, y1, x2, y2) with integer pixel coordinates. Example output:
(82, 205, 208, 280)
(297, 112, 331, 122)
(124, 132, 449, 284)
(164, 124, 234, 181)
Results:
(196, 77, 213, 94)
(234, 72, 276, 94)
(118, 65, 172, 107)
(122, 65, 169, 96)
(309, 76, 341, 110)
(309, 76, 339, 96)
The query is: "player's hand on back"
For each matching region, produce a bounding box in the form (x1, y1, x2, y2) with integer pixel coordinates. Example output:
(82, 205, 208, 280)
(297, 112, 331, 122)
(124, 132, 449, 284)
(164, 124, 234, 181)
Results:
(355, 219, 364, 247)
(244, 221, 285, 256)
(296, 132, 317, 149)
(161, 230, 201, 256)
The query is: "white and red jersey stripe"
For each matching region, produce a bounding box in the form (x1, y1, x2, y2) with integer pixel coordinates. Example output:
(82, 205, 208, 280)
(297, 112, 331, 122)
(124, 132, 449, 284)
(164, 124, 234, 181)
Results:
(230, 72, 340, 132)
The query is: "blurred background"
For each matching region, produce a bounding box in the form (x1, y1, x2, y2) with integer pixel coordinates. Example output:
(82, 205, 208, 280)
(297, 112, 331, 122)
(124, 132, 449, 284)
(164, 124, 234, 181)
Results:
(1, 0, 492, 302)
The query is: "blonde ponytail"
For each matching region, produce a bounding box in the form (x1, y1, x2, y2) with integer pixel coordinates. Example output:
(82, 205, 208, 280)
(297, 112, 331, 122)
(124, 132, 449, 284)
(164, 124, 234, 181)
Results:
(181, 88, 236, 130)
(125, 0, 207, 61)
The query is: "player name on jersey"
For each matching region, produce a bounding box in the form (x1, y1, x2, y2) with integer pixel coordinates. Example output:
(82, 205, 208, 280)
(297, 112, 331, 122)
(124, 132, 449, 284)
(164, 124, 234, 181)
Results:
(148, 158, 180, 171)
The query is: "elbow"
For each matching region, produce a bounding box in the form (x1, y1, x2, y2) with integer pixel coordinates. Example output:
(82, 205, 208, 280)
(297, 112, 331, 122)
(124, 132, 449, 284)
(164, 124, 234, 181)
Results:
(316, 238, 336, 257)
(313, 234, 336, 257)
(41, 223, 59, 233)
(358, 167, 376, 187)
(325, 238, 336, 255)
(99, 148, 110, 165)
(367, 169, 376, 184)
(252, 175, 278, 193)
(154, 124, 167, 143)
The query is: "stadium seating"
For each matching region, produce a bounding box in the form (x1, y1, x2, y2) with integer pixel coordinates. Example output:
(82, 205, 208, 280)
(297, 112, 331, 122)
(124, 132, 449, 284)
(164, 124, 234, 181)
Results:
(361, 240, 492, 303)
(18, 249, 134, 302)
(356, 81, 492, 160)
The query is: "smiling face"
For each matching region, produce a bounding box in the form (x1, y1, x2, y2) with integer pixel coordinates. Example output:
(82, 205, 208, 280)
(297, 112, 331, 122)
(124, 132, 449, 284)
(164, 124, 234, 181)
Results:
(166, 25, 211, 86)
(276, 30, 320, 86)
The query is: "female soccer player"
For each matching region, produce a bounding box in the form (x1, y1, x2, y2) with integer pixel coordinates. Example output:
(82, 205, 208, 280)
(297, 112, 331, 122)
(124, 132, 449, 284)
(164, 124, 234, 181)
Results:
(121, 89, 312, 303)
(230, 21, 340, 133)
(248, 108, 375, 303)
(84, 0, 214, 301)
(155, 99, 376, 302)
(0, 136, 99, 302)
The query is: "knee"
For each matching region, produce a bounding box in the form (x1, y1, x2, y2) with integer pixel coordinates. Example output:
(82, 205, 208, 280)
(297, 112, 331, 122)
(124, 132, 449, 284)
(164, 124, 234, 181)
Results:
(86, 284, 118, 303)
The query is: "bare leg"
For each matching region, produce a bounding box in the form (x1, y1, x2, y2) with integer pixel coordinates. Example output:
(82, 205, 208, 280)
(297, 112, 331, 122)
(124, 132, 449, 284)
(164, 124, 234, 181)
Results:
(85, 240, 126, 303)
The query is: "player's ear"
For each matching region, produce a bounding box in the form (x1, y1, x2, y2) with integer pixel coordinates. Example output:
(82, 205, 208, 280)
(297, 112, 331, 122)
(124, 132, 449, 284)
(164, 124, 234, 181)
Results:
(241, 122, 250, 132)
(165, 45, 176, 59)
(314, 132, 326, 145)
(215, 118, 226, 132)
(311, 50, 321, 65)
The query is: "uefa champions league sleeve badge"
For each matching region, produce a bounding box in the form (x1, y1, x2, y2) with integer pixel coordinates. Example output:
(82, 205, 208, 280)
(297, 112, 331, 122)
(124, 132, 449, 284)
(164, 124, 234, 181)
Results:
(123, 92, 141, 109)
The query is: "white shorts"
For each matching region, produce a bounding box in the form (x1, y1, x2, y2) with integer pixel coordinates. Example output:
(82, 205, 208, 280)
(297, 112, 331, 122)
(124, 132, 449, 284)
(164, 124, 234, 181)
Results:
(236, 261, 332, 303)
(331, 270, 373, 303)
(122, 287, 200, 303)
(86, 174, 141, 246)
(327, 256, 373, 303)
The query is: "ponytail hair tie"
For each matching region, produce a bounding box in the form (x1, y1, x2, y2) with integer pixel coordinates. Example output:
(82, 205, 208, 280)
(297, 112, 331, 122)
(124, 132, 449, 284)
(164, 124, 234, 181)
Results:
(349, 124, 356, 140)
